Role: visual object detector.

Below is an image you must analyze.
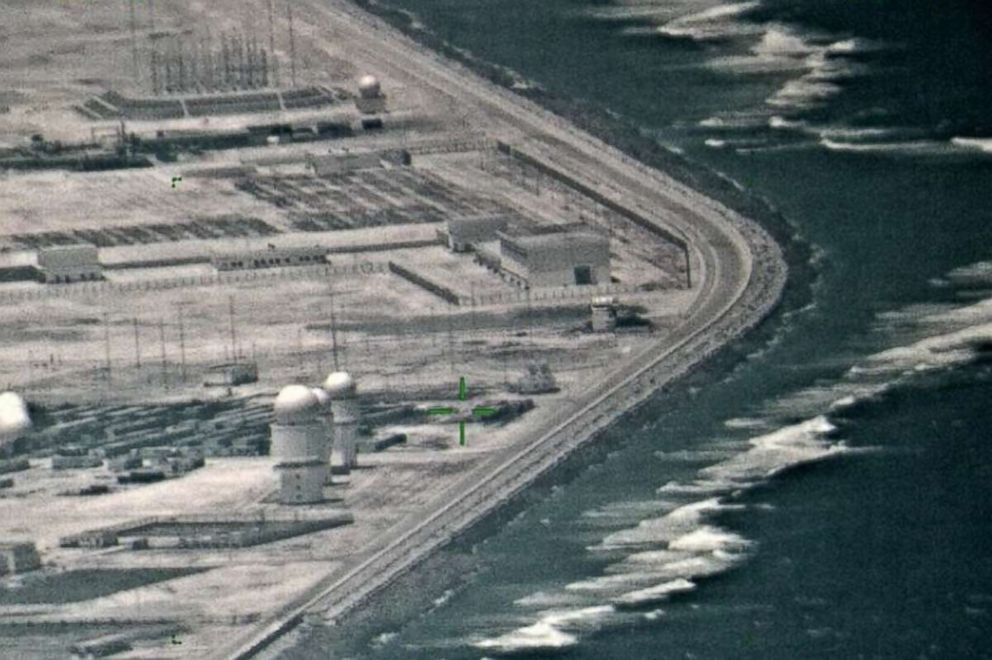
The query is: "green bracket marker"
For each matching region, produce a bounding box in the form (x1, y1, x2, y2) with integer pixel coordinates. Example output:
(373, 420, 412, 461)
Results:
(427, 376, 497, 446)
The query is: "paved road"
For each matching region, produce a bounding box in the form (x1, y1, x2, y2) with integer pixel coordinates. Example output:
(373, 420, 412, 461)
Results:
(212, 2, 786, 658)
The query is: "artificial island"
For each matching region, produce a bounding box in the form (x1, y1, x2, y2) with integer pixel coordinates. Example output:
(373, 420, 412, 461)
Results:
(0, 1, 785, 657)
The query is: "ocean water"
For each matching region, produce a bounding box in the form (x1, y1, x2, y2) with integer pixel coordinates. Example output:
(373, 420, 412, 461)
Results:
(282, 0, 992, 657)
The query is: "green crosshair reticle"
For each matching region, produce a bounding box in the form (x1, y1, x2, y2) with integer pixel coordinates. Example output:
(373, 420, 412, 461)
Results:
(427, 376, 497, 446)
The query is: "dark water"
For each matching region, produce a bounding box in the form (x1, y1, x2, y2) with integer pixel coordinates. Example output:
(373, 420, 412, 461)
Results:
(282, 0, 992, 657)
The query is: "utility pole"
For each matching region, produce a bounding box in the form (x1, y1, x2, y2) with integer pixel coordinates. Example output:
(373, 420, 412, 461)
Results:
(128, 0, 140, 81)
(159, 319, 167, 389)
(329, 289, 340, 371)
(267, 0, 278, 86)
(103, 312, 112, 384)
(177, 305, 187, 383)
(228, 296, 238, 363)
(287, 2, 297, 87)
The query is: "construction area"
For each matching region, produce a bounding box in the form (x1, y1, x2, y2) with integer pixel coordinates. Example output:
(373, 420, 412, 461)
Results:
(0, 0, 752, 658)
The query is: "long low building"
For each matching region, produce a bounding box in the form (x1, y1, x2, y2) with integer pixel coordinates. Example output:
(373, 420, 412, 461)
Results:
(305, 148, 410, 176)
(36, 244, 102, 284)
(211, 244, 327, 271)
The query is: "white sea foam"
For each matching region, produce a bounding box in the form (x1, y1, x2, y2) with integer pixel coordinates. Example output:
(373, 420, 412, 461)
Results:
(596, 498, 733, 549)
(724, 416, 770, 429)
(473, 621, 577, 652)
(614, 578, 697, 607)
(819, 138, 960, 156)
(669, 526, 751, 553)
(514, 591, 585, 608)
(474, 606, 614, 653)
(951, 137, 992, 154)
(658, 2, 764, 42)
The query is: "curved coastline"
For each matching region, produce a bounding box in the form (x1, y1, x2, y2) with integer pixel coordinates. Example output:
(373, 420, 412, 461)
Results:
(216, 1, 790, 658)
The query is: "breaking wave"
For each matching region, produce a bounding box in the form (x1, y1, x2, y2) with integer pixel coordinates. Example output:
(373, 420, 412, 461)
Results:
(657, 2, 764, 42)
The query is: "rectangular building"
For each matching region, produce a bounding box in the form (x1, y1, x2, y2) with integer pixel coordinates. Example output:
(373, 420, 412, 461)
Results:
(497, 226, 610, 288)
(36, 244, 101, 284)
(203, 362, 259, 387)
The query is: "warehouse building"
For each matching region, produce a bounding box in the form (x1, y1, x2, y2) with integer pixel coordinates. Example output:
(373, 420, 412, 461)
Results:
(496, 225, 610, 288)
(36, 244, 102, 284)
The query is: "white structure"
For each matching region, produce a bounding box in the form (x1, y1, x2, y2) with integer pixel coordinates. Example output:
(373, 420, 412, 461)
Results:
(270, 385, 329, 504)
(311, 387, 334, 480)
(0, 392, 31, 457)
(275, 459, 326, 505)
(355, 74, 386, 114)
(36, 245, 101, 284)
(497, 226, 610, 288)
(323, 371, 359, 474)
(591, 296, 618, 332)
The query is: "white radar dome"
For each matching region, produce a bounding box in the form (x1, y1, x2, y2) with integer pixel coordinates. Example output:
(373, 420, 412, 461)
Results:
(274, 385, 322, 424)
(322, 371, 356, 397)
(311, 387, 331, 411)
(0, 392, 31, 447)
(358, 75, 381, 98)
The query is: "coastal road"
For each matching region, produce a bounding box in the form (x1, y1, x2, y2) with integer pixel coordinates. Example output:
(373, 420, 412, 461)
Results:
(211, 2, 785, 658)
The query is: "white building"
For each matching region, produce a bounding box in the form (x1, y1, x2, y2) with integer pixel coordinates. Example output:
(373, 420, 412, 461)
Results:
(323, 371, 359, 474)
(0, 391, 31, 457)
(497, 225, 610, 288)
(591, 296, 618, 332)
(274, 458, 326, 505)
(355, 74, 386, 114)
(270, 385, 329, 504)
(36, 245, 101, 284)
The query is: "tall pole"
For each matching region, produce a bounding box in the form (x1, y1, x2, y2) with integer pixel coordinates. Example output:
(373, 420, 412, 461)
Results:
(103, 312, 112, 384)
(177, 305, 187, 383)
(228, 296, 238, 363)
(159, 319, 167, 389)
(330, 296, 340, 371)
(133, 317, 141, 368)
(147, 0, 155, 31)
(287, 2, 297, 87)
(129, 0, 140, 81)
(267, 0, 278, 86)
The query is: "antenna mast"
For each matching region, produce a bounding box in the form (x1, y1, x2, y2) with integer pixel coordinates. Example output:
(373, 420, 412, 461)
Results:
(287, 2, 297, 87)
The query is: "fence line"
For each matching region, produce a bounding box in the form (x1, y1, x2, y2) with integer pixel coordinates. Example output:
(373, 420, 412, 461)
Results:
(0, 262, 388, 304)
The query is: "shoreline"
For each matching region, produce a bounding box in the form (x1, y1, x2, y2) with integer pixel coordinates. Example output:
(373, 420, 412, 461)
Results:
(211, 1, 790, 658)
